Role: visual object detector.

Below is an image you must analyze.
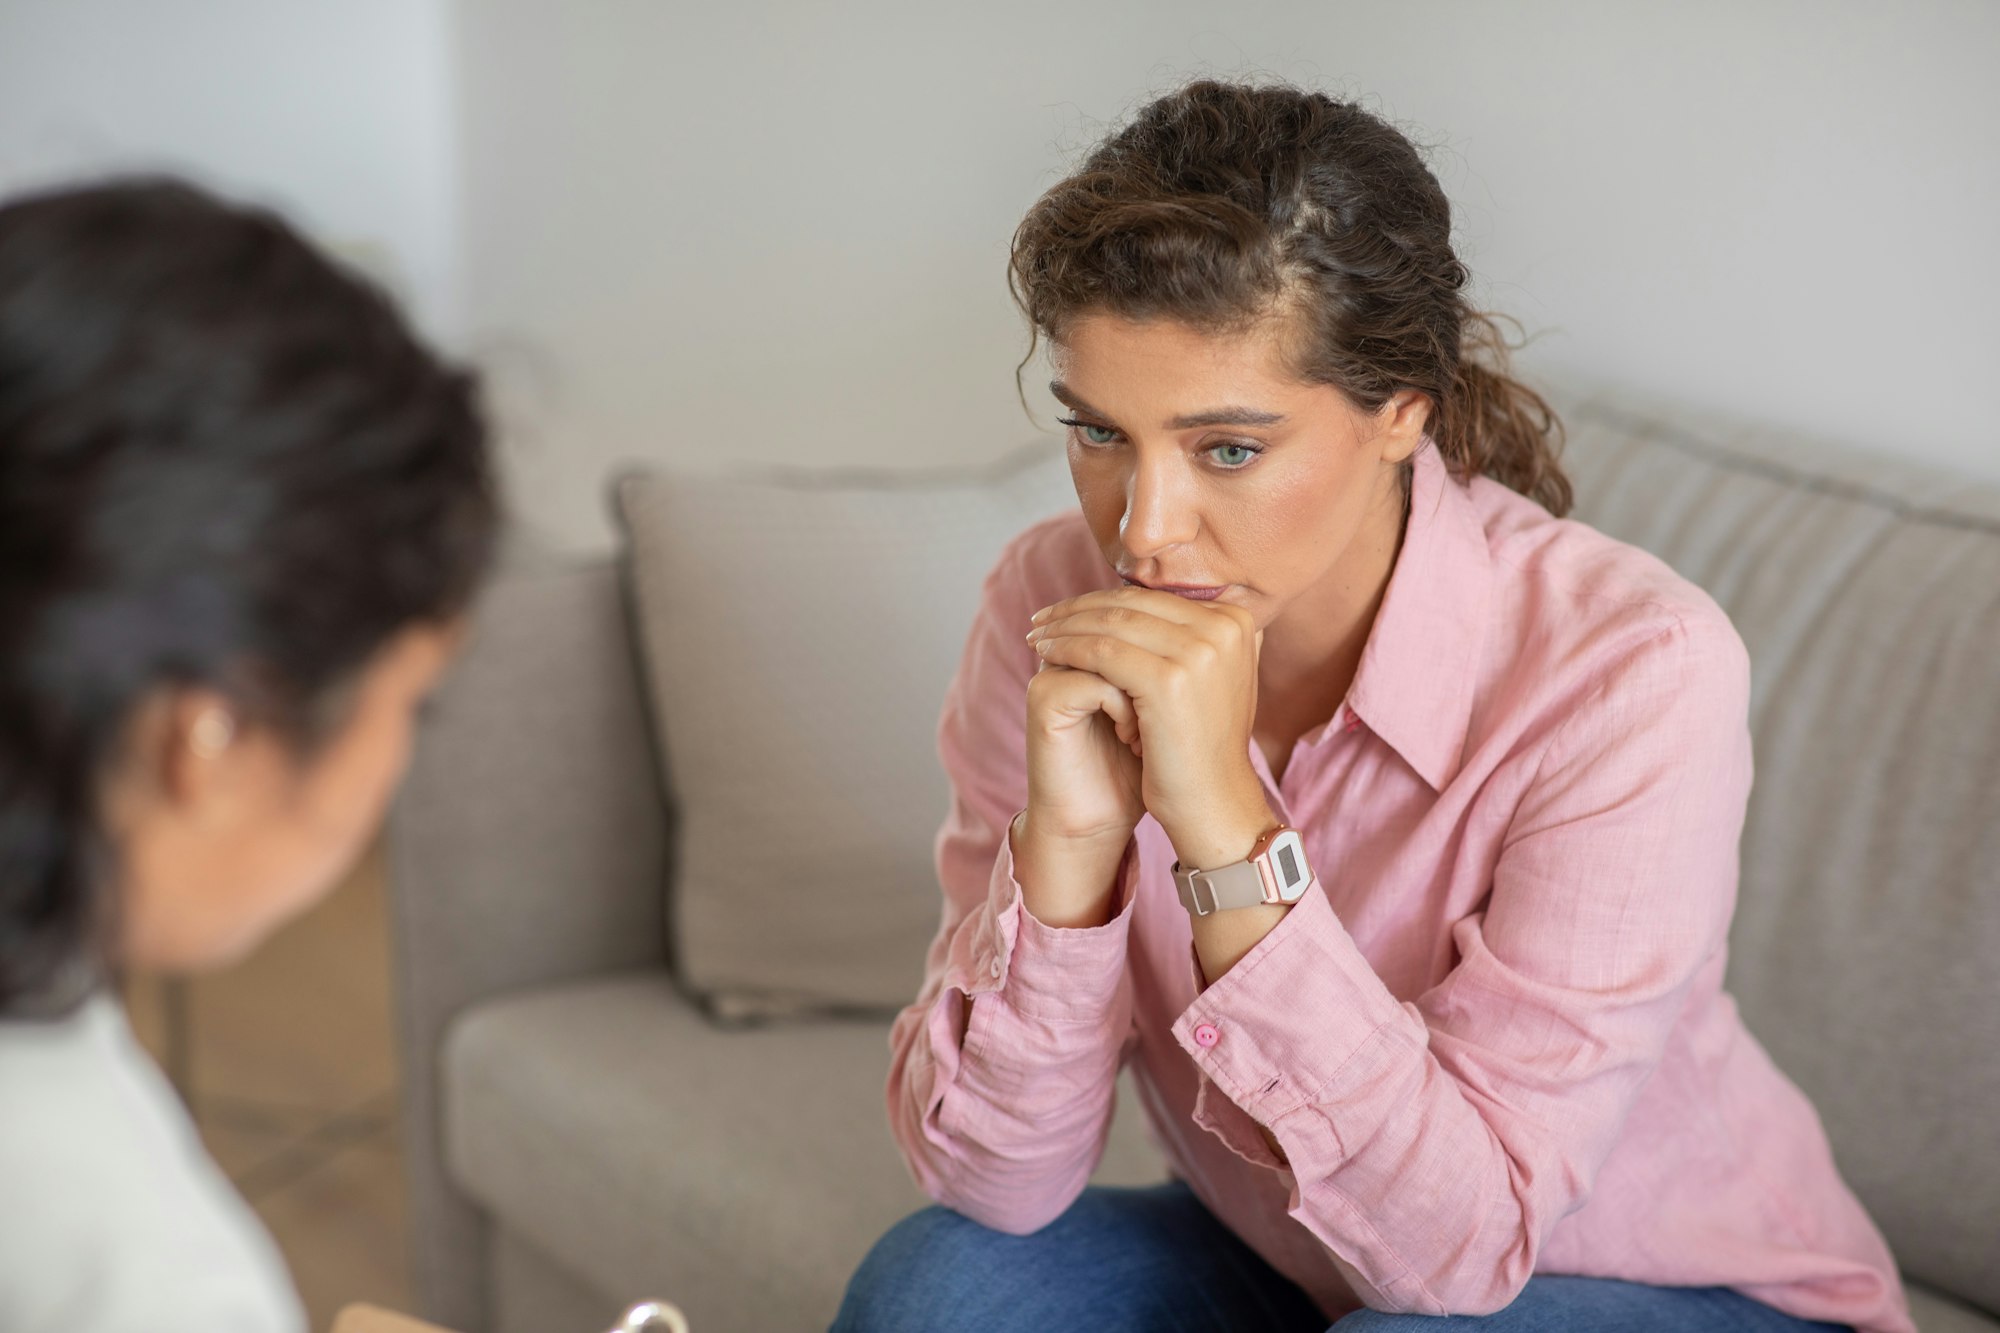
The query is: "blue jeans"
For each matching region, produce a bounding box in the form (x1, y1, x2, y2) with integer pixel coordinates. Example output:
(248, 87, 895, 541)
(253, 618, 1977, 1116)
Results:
(831, 1182, 1852, 1332)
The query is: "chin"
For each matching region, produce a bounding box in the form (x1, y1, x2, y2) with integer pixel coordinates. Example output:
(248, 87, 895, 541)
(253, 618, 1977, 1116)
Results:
(158, 873, 343, 974)
(195, 925, 271, 972)
(1227, 589, 1273, 628)
(122, 921, 259, 974)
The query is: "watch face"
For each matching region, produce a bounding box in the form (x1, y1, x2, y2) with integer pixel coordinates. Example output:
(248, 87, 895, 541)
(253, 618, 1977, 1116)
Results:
(1269, 830, 1310, 901)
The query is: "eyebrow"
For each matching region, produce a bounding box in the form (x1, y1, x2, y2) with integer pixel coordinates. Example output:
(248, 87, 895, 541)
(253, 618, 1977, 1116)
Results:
(1050, 381, 1286, 431)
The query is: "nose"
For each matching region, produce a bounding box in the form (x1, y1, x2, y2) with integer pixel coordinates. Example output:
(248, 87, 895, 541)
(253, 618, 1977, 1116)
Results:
(1120, 451, 1199, 560)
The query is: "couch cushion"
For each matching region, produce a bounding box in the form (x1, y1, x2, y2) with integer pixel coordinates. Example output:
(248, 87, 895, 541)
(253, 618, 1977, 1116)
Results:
(1907, 1284, 2000, 1333)
(1555, 384, 2000, 1317)
(443, 974, 1165, 1333)
(615, 447, 1075, 1016)
(492, 1227, 622, 1333)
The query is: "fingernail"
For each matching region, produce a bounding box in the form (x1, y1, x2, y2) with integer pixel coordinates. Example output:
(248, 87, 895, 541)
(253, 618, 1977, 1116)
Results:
(1024, 626, 1043, 642)
(1033, 639, 1050, 654)
(1030, 608, 1050, 625)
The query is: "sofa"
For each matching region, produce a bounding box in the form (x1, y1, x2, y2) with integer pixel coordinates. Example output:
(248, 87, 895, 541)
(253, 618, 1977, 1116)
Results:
(388, 383, 2000, 1333)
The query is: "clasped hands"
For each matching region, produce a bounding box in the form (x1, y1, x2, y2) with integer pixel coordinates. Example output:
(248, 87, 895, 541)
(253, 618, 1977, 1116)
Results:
(1016, 585, 1278, 925)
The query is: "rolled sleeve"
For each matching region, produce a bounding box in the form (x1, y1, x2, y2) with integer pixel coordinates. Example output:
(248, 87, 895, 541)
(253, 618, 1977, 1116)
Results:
(1173, 887, 1404, 1125)
(909, 828, 1140, 1232)
(991, 831, 1139, 1021)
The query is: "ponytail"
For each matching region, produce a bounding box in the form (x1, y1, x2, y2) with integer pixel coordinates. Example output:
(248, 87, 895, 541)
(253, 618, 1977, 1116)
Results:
(1433, 312, 1571, 518)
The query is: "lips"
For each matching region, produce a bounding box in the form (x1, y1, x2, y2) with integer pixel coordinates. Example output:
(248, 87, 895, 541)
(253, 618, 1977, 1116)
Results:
(1122, 577, 1228, 601)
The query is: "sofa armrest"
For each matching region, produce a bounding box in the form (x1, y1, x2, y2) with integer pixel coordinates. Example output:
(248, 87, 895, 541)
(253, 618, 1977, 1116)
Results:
(387, 555, 670, 1331)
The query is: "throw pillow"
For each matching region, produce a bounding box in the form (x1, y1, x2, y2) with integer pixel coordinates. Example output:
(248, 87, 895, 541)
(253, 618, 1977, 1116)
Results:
(615, 445, 1076, 1018)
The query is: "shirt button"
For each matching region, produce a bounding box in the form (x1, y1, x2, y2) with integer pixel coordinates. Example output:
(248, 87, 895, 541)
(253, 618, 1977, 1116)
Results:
(989, 958, 1004, 979)
(1193, 1023, 1220, 1049)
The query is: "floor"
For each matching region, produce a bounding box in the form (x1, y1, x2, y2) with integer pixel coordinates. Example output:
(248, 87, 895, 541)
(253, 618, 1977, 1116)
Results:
(124, 841, 410, 1333)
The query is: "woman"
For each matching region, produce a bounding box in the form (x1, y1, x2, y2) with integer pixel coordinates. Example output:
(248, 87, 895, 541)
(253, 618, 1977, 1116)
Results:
(0, 180, 494, 1331)
(836, 82, 1911, 1332)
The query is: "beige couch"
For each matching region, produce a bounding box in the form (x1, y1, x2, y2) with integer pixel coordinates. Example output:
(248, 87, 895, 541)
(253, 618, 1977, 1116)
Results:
(388, 385, 2000, 1333)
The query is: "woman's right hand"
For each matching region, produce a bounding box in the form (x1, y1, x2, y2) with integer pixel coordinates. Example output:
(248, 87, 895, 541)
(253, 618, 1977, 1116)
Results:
(1014, 662, 1145, 927)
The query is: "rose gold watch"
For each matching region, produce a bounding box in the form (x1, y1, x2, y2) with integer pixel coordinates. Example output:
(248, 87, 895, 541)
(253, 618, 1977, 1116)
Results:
(1172, 825, 1313, 916)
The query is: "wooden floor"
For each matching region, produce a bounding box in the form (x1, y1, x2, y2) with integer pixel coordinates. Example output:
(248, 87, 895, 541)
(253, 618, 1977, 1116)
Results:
(125, 842, 410, 1333)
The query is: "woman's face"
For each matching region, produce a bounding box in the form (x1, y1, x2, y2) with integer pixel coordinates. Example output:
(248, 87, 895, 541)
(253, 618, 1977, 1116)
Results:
(112, 621, 462, 972)
(1051, 313, 1427, 632)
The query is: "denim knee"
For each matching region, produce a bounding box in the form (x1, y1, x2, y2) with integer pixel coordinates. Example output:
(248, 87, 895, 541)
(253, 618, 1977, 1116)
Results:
(831, 1205, 1021, 1333)
(833, 1188, 1328, 1333)
(1334, 1305, 1450, 1331)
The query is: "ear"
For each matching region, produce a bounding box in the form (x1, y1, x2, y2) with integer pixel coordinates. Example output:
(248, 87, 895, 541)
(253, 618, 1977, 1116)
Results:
(153, 688, 244, 813)
(1374, 388, 1432, 465)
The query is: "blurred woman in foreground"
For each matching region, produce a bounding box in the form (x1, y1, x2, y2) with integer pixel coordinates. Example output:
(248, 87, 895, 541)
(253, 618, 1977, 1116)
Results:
(0, 180, 494, 1331)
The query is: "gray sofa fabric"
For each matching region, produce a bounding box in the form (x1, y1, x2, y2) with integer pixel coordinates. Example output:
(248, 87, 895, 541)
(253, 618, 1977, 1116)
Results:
(445, 977, 919, 1332)
(392, 385, 1999, 1332)
(491, 1230, 616, 1333)
(444, 976, 1166, 1333)
(388, 561, 673, 1333)
(1909, 1290, 2000, 1333)
(613, 449, 1075, 1017)
(1553, 388, 2000, 1314)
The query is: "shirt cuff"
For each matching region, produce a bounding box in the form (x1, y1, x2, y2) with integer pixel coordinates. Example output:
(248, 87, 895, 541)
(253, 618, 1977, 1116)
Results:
(1171, 886, 1411, 1148)
(960, 817, 1139, 1024)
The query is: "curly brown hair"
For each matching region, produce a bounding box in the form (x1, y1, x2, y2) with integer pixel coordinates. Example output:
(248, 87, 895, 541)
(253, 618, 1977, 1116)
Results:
(1009, 80, 1570, 517)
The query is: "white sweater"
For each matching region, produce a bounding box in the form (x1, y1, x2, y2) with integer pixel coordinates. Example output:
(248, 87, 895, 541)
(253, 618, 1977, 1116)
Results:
(0, 993, 304, 1333)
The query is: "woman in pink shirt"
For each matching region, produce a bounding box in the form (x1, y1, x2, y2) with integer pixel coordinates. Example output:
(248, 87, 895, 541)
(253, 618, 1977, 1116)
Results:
(833, 81, 1911, 1333)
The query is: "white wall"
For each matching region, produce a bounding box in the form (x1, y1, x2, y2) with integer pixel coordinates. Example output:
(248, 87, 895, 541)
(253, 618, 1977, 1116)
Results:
(454, 0, 2000, 553)
(5, 3, 1993, 554)
(0, 0, 458, 340)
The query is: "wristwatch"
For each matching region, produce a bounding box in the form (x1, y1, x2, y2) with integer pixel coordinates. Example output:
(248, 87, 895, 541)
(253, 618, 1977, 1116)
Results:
(1172, 825, 1314, 916)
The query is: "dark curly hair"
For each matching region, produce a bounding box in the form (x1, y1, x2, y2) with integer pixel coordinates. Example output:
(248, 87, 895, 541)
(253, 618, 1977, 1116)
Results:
(1010, 79, 1570, 516)
(0, 179, 497, 1013)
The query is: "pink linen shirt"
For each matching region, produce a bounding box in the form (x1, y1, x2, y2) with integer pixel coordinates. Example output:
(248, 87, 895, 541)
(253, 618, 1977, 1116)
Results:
(886, 444, 1913, 1331)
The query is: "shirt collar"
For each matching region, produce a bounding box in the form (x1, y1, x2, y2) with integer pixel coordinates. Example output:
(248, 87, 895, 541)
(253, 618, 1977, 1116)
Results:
(1344, 442, 1493, 792)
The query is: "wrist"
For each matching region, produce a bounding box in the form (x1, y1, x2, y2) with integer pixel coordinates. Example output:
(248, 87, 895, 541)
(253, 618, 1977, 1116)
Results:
(1011, 812, 1132, 930)
(1162, 793, 1279, 873)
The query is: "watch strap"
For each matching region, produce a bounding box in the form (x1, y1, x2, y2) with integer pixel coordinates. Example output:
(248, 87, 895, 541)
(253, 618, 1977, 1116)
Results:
(1174, 824, 1306, 916)
(1173, 856, 1271, 915)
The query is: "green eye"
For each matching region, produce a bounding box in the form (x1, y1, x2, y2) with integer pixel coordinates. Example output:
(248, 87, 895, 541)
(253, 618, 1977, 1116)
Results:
(1210, 442, 1259, 468)
(1057, 417, 1120, 446)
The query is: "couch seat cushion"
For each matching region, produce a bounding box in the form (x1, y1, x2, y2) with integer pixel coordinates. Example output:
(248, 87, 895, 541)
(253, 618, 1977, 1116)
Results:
(443, 973, 1164, 1332)
(1906, 1283, 2000, 1333)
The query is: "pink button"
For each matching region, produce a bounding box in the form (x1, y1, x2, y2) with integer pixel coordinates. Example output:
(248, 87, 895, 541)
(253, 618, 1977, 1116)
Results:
(1343, 707, 1362, 733)
(1192, 1023, 1220, 1049)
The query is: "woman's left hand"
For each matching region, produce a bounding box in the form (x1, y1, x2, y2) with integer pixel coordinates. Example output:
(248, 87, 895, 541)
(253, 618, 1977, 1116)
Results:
(1027, 587, 1277, 869)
